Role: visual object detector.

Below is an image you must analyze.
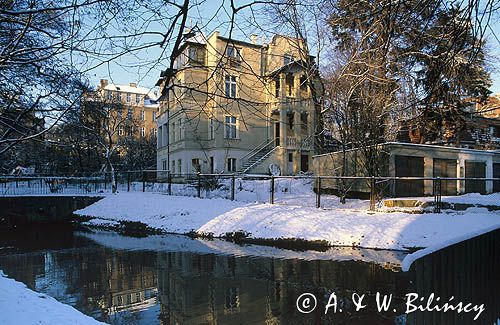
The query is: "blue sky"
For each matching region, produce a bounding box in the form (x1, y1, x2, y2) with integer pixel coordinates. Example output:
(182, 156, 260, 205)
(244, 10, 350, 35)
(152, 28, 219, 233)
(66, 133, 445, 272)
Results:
(86, 2, 500, 95)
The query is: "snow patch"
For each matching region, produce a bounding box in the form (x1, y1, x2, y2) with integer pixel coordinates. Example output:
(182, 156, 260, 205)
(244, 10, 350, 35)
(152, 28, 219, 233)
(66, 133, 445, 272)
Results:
(0, 271, 105, 324)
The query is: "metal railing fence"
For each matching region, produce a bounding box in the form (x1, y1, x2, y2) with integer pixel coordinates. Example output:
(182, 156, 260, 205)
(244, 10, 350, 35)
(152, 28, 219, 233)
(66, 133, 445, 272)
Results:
(2, 171, 499, 213)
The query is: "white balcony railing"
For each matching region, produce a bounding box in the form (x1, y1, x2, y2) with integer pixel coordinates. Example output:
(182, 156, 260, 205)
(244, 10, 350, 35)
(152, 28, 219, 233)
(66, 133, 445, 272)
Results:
(285, 137, 312, 150)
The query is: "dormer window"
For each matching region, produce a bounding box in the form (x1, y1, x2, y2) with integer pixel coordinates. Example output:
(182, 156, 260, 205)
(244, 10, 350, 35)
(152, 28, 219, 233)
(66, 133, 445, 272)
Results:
(284, 54, 294, 65)
(188, 46, 205, 65)
(226, 46, 241, 67)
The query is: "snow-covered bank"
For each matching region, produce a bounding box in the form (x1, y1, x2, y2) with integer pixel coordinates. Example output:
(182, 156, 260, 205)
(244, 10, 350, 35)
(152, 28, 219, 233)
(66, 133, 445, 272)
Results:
(0, 271, 105, 325)
(409, 192, 500, 207)
(78, 230, 407, 266)
(401, 224, 500, 271)
(75, 192, 500, 251)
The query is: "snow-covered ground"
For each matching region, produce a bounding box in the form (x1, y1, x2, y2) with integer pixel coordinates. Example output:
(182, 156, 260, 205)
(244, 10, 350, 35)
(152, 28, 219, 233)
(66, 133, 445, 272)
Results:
(409, 192, 500, 206)
(0, 271, 104, 325)
(75, 192, 500, 252)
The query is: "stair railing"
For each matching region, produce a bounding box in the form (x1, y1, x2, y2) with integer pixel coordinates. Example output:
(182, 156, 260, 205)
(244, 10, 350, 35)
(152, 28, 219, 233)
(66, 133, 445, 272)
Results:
(240, 137, 276, 163)
(240, 146, 279, 174)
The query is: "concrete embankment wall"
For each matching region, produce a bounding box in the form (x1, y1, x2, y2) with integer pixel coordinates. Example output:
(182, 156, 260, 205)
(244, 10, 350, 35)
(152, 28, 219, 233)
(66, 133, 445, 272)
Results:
(0, 196, 103, 227)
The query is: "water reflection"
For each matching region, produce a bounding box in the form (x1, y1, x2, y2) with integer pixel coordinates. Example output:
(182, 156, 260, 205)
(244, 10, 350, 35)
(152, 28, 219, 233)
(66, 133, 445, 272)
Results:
(0, 226, 498, 324)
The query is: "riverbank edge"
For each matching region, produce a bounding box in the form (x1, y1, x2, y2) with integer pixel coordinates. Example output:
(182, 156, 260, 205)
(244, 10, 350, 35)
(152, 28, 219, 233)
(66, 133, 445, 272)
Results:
(76, 215, 417, 254)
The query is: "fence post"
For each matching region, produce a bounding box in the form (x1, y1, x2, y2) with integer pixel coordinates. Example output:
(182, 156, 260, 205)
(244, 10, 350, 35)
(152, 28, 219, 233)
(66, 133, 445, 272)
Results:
(316, 176, 321, 208)
(127, 172, 131, 192)
(231, 174, 235, 201)
(142, 171, 146, 192)
(369, 176, 376, 211)
(197, 173, 201, 198)
(434, 177, 442, 213)
(270, 176, 275, 204)
(168, 171, 172, 195)
(104, 173, 107, 190)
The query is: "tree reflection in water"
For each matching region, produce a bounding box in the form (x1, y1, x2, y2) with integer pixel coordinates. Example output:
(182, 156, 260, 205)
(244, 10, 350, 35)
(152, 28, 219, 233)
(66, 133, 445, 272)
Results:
(0, 226, 497, 324)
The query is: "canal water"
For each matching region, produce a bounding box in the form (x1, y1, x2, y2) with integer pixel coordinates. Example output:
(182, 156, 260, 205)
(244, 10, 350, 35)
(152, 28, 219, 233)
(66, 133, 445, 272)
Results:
(0, 226, 498, 324)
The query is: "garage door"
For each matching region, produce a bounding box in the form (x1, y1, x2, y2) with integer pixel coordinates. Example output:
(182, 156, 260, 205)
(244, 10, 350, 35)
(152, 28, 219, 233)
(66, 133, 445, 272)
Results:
(395, 155, 424, 197)
(494, 163, 500, 193)
(465, 161, 486, 194)
(433, 159, 457, 195)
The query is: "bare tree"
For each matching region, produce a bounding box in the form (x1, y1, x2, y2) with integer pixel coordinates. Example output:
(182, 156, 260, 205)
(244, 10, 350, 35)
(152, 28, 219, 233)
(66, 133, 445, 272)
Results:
(80, 91, 140, 191)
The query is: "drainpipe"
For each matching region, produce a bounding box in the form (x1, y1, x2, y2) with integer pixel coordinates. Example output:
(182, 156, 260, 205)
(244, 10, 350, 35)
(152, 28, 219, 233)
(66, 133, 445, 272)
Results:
(167, 88, 170, 173)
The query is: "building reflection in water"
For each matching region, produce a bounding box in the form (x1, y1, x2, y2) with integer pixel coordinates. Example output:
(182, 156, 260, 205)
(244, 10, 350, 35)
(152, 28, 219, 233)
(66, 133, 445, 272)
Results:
(0, 228, 498, 324)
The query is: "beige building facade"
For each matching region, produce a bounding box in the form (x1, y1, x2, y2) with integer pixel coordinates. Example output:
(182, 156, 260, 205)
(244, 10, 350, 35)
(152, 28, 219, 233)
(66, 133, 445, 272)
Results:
(97, 79, 159, 139)
(156, 32, 318, 175)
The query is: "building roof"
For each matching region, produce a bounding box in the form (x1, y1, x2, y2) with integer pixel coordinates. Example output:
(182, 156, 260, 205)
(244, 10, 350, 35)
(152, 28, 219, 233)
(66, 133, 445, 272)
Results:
(266, 59, 316, 77)
(102, 83, 159, 101)
(313, 141, 500, 158)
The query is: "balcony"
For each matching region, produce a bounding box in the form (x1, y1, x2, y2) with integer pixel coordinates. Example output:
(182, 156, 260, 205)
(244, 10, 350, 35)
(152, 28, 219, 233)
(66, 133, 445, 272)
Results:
(285, 137, 312, 150)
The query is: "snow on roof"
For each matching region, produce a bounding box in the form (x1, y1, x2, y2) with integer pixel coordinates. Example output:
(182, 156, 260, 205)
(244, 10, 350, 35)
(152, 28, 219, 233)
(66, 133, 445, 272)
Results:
(313, 141, 500, 158)
(185, 32, 207, 45)
(103, 84, 159, 101)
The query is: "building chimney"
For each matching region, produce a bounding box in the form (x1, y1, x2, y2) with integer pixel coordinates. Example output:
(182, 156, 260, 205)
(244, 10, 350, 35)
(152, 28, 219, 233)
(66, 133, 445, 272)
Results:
(100, 79, 108, 88)
(250, 34, 258, 44)
(129, 82, 137, 87)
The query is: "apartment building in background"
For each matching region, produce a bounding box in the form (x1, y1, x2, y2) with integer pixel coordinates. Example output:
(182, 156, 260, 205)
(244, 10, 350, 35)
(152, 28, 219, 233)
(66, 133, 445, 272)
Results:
(155, 31, 319, 175)
(96, 79, 159, 139)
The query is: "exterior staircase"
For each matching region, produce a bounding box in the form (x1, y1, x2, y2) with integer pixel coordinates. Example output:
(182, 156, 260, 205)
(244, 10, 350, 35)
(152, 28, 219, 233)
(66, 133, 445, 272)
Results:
(239, 139, 277, 174)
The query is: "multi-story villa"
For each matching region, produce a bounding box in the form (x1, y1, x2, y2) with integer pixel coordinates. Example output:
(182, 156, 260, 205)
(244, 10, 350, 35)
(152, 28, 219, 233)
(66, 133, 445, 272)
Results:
(96, 79, 159, 139)
(155, 31, 319, 175)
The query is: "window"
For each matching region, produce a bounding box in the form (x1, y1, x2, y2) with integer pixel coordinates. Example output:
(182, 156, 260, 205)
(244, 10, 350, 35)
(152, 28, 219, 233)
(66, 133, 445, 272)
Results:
(140, 110, 145, 120)
(106, 91, 112, 100)
(225, 75, 237, 98)
(274, 76, 280, 98)
(177, 159, 182, 174)
(224, 116, 237, 139)
(208, 118, 215, 139)
(117, 107, 123, 118)
(192, 158, 200, 173)
(171, 160, 175, 174)
(135, 94, 141, 104)
(300, 75, 308, 92)
(288, 112, 294, 130)
(227, 158, 237, 172)
(117, 92, 122, 101)
(286, 73, 294, 96)
(162, 160, 167, 171)
(127, 109, 133, 120)
(288, 153, 293, 162)
(127, 127, 133, 136)
(152, 128, 157, 136)
(152, 111, 156, 121)
(301, 112, 308, 131)
(284, 53, 294, 65)
(226, 46, 241, 66)
(177, 117, 183, 140)
(118, 126, 124, 136)
(126, 93, 131, 103)
(171, 121, 176, 142)
(140, 127, 145, 137)
(188, 47, 197, 62)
